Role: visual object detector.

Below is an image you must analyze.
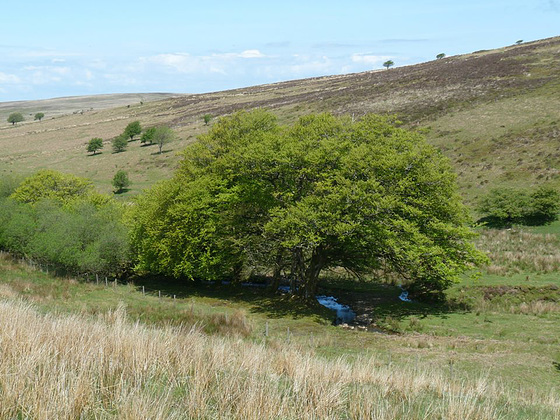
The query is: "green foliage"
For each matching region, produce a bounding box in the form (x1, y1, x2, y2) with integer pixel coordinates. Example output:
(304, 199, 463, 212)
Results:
(0, 175, 23, 198)
(477, 186, 560, 226)
(383, 60, 394, 69)
(112, 134, 128, 153)
(203, 114, 213, 125)
(124, 121, 142, 141)
(7, 112, 24, 125)
(34, 112, 45, 121)
(140, 127, 156, 144)
(112, 170, 131, 193)
(10, 170, 98, 205)
(0, 197, 129, 275)
(436, 53, 446, 60)
(130, 110, 484, 298)
(152, 126, 175, 154)
(87, 137, 104, 155)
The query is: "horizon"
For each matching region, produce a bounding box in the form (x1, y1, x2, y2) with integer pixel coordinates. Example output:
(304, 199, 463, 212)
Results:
(1, 0, 558, 102)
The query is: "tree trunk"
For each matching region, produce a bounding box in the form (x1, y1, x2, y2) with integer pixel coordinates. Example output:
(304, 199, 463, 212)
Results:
(291, 247, 325, 300)
(271, 251, 283, 292)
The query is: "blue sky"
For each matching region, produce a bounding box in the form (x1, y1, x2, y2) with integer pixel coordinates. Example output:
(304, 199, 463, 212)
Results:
(0, 0, 558, 101)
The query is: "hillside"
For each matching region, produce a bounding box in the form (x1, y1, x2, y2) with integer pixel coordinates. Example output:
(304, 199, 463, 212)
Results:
(0, 37, 559, 200)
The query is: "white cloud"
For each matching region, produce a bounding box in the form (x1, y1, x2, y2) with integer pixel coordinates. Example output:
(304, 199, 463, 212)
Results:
(142, 49, 267, 75)
(351, 53, 392, 66)
(0, 72, 21, 84)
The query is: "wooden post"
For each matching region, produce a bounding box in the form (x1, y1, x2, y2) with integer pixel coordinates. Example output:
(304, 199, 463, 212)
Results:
(142, 286, 145, 295)
(95, 273, 99, 285)
(105, 277, 108, 287)
(158, 290, 161, 299)
(265, 321, 269, 337)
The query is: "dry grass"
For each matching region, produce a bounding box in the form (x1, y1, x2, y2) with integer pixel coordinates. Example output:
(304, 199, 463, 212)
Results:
(476, 228, 560, 274)
(0, 299, 557, 419)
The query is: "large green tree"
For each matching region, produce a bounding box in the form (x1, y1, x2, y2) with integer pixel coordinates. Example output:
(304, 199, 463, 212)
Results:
(130, 110, 484, 298)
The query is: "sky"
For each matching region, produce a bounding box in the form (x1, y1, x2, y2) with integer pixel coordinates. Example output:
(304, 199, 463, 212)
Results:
(0, 0, 558, 102)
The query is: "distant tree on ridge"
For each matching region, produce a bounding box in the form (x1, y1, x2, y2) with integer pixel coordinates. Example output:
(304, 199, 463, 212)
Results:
(383, 60, 394, 70)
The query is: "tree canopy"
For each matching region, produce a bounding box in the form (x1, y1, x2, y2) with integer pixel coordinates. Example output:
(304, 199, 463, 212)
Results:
(87, 137, 104, 155)
(112, 134, 128, 153)
(477, 186, 560, 226)
(124, 121, 142, 141)
(152, 126, 175, 154)
(130, 110, 484, 298)
(112, 170, 131, 193)
(34, 112, 45, 121)
(8, 112, 24, 125)
(383, 60, 394, 70)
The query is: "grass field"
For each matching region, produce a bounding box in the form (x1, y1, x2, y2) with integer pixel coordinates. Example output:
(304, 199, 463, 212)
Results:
(1, 217, 560, 419)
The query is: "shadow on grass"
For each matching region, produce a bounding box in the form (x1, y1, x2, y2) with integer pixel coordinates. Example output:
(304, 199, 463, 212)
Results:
(150, 149, 173, 155)
(130, 274, 332, 321)
(113, 188, 130, 195)
(318, 277, 465, 323)
(476, 215, 557, 229)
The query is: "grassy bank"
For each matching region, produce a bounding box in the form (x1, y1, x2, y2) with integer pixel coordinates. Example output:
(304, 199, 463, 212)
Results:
(1, 240, 560, 419)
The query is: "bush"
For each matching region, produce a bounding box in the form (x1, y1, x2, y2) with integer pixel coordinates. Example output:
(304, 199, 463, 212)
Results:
(477, 185, 559, 226)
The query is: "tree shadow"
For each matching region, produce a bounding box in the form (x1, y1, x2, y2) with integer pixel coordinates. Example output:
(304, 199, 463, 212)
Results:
(113, 188, 130, 195)
(86, 153, 102, 157)
(477, 215, 557, 228)
(130, 274, 332, 321)
(150, 149, 173, 155)
(140, 143, 156, 147)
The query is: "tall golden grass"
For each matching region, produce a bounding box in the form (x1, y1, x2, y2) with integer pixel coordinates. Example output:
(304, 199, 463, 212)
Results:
(0, 300, 558, 419)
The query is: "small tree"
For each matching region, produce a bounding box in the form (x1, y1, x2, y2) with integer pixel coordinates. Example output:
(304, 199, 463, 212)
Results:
(87, 138, 104, 155)
(383, 60, 394, 70)
(34, 112, 45, 121)
(112, 134, 128, 153)
(112, 170, 131, 193)
(203, 114, 213, 125)
(140, 127, 156, 145)
(8, 112, 24, 125)
(516, 40, 523, 45)
(124, 121, 142, 141)
(153, 126, 175, 154)
(436, 53, 446, 60)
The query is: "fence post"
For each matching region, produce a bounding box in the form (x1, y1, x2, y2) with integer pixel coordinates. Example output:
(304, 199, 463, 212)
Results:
(158, 290, 161, 299)
(265, 321, 269, 337)
(142, 286, 145, 295)
(105, 277, 108, 287)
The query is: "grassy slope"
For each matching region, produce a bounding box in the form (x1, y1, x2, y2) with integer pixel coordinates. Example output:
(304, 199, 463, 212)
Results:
(0, 253, 559, 419)
(1, 37, 560, 417)
(1, 37, 559, 197)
